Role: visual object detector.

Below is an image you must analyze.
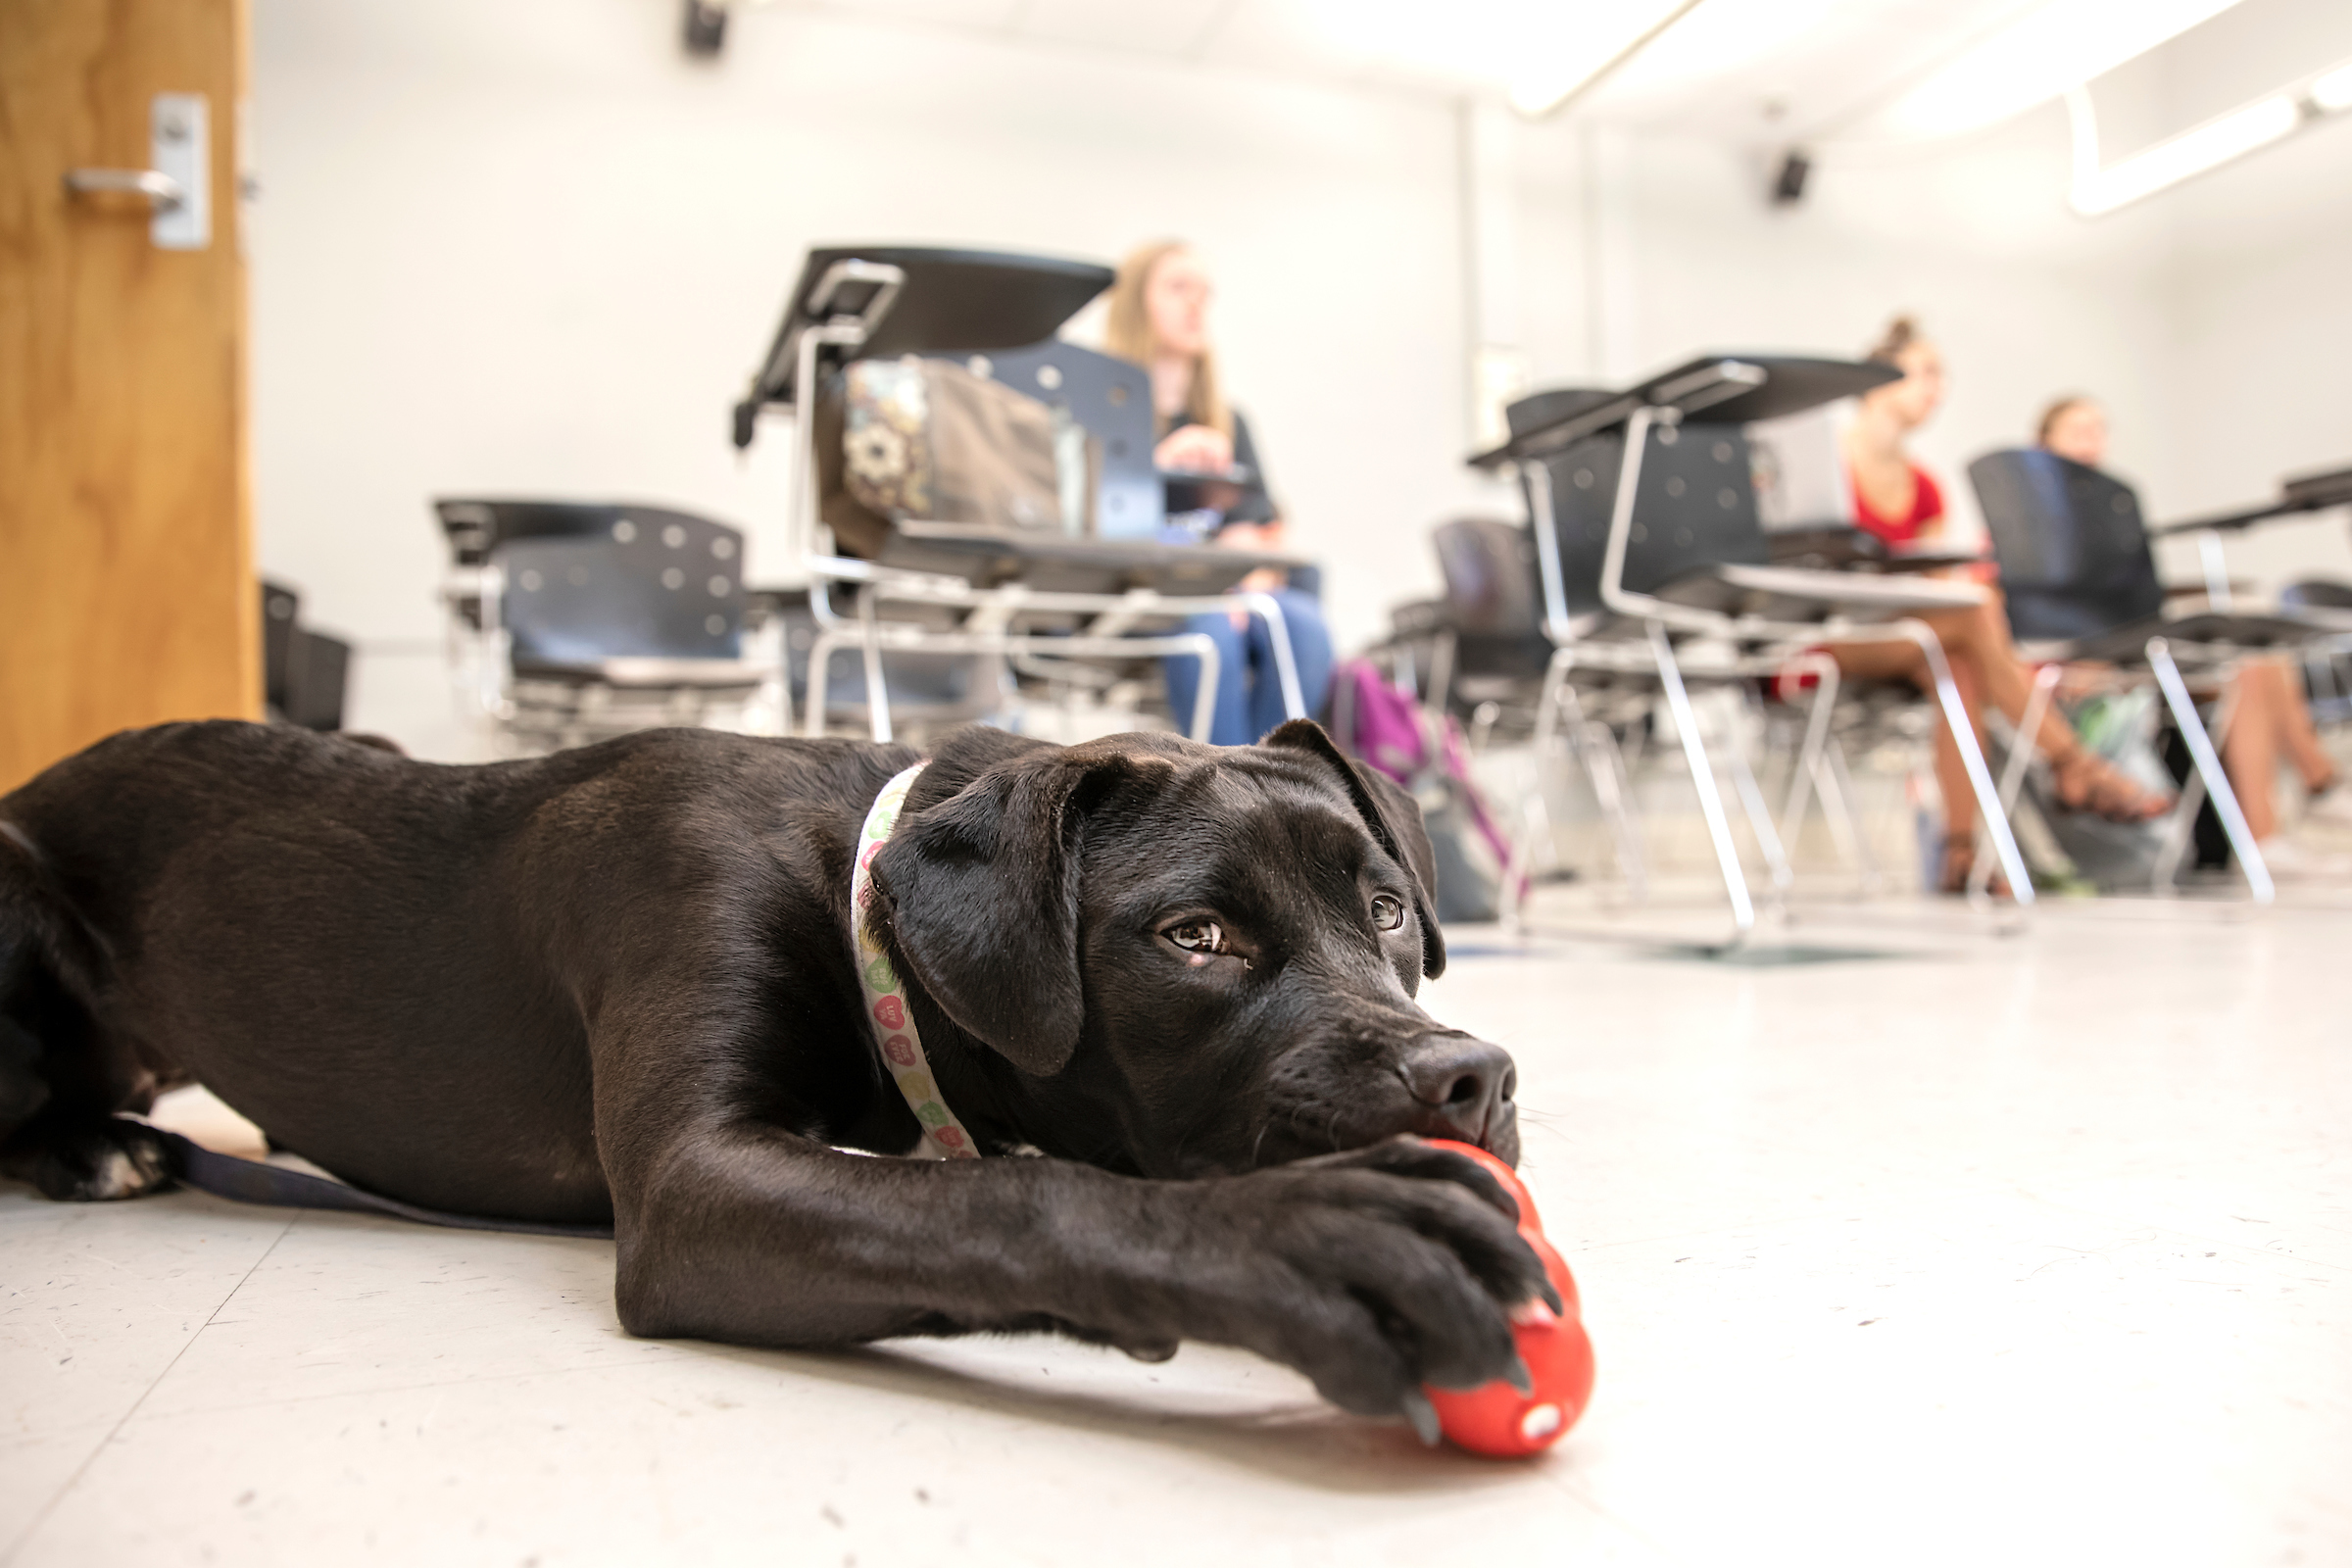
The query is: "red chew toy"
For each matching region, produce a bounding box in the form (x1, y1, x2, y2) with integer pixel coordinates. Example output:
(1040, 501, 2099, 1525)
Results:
(1418, 1139, 1595, 1458)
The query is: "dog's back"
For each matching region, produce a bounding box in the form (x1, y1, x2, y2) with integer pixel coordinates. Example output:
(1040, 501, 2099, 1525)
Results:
(0, 721, 896, 1221)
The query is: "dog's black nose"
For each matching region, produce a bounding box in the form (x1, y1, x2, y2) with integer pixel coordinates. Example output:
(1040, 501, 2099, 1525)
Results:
(1399, 1034, 1517, 1148)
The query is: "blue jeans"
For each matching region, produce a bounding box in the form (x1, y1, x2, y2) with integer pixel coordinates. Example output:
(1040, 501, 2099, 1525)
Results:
(1161, 587, 1334, 746)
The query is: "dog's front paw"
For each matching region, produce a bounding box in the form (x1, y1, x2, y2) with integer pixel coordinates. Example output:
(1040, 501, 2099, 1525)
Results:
(2, 1115, 176, 1202)
(1169, 1136, 1559, 1430)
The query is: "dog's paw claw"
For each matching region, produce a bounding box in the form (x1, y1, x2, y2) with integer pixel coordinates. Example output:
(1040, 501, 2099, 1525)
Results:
(1399, 1389, 1442, 1447)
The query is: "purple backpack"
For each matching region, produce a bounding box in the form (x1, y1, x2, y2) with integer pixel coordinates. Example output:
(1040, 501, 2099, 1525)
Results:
(1330, 659, 1519, 922)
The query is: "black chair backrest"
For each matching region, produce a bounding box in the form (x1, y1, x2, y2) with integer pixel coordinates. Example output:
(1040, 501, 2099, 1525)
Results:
(497, 508, 746, 668)
(1526, 420, 1767, 619)
(1968, 449, 2163, 640)
(942, 340, 1163, 541)
(1433, 518, 1543, 638)
(436, 499, 709, 567)
(2281, 577, 2352, 613)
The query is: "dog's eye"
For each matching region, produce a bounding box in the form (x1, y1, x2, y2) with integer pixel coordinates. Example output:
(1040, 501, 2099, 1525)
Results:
(1166, 920, 1229, 955)
(1370, 895, 1406, 932)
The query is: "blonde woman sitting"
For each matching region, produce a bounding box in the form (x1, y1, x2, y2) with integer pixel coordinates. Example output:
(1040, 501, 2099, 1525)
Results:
(1104, 241, 1333, 745)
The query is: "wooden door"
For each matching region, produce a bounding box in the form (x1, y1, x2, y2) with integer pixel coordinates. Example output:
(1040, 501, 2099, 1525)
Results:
(0, 0, 258, 793)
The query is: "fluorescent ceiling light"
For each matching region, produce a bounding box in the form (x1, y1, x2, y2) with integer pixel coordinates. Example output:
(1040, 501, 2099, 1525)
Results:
(2068, 88, 2301, 216)
(1600, 0, 1839, 100)
(2314, 61, 2352, 113)
(1891, 0, 2245, 140)
(1297, 0, 1704, 120)
(1509, 0, 1705, 118)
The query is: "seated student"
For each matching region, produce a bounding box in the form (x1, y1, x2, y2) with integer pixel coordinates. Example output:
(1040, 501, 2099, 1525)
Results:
(1827, 316, 2169, 893)
(1103, 240, 1333, 746)
(2038, 395, 2351, 875)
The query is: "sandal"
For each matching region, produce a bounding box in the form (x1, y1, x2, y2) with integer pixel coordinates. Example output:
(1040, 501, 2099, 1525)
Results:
(2050, 747, 2172, 823)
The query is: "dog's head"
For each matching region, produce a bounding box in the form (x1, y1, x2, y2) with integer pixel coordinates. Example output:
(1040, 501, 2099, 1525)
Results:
(866, 722, 1518, 1175)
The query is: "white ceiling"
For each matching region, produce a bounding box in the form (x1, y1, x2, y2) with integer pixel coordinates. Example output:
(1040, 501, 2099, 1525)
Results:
(758, 0, 2045, 143)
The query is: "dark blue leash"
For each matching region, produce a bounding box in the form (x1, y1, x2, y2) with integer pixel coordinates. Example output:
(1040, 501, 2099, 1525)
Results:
(152, 1128, 615, 1241)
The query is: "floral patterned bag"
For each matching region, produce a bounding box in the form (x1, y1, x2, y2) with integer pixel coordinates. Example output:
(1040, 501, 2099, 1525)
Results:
(814, 356, 1062, 559)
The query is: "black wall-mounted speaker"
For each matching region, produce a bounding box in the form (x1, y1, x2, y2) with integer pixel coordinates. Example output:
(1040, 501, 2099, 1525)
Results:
(1772, 150, 1811, 206)
(683, 0, 728, 58)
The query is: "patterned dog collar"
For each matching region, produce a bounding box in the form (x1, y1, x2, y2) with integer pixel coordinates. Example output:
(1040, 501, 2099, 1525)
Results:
(851, 762, 981, 1160)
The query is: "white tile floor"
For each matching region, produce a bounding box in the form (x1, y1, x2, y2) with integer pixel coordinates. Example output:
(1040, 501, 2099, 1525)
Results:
(6, 891, 2350, 1567)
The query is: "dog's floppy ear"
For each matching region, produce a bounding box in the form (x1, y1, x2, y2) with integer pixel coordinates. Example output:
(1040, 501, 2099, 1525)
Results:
(867, 755, 1130, 1077)
(1262, 719, 1446, 980)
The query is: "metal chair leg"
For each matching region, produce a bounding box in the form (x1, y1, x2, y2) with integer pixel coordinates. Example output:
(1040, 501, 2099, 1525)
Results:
(1776, 654, 1838, 849)
(805, 625, 848, 738)
(1772, 653, 1870, 891)
(2149, 673, 2224, 894)
(1579, 707, 1649, 902)
(1180, 634, 1221, 744)
(1648, 621, 1756, 939)
(1730, 687, 1793, 896)
(1968, 662, 2061, 902)
(1556, 686, 1647, 902)
(1893, 619, 2034, 909)
(1425, 630, 1456, 721)
(2146, 640, 2273, 904)
(1503, 646, 1579, 929)
(1819, 734, 1879, 891)
(857, 588, 893, 745)
(2150, 749, 2210, 892)
(1237, 591, 1309, 720)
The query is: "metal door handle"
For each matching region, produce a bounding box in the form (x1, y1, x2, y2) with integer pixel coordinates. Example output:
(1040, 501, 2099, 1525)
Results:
(62, 168, 187, 208)
(60, 94, 209, 250)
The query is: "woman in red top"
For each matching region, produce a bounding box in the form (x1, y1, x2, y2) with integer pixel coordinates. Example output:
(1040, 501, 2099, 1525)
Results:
(1830, 318, 2168, 892)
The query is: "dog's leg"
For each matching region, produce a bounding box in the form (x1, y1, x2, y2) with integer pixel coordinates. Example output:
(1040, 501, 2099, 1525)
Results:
(0, 1107, 175, 1201)
(608, 1105, 1550, 1424)
(0, 984, 172, 1202)
(1, 851, 174, 1203)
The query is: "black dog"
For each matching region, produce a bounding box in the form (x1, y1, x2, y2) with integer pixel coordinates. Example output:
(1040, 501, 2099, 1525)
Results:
(0, 718, 1549, 1430)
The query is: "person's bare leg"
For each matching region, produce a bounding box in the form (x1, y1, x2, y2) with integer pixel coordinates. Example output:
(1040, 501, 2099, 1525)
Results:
(1924, 592, 2167, 819)
(1829, 638, 1994, 891)
(1834, 590, 2166, 825)
(2225, 661, 2288, 841)
(2266, 659, 2337, 791)
(1919, 597, 2067, 756)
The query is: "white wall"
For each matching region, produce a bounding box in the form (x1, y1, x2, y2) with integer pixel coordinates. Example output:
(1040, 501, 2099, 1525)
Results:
(249, 0, 1488, 660)
(2153, 205, 2352, 591)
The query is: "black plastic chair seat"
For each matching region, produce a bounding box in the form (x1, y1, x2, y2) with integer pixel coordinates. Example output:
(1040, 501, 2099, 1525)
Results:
(512, 656, 770, 688)
(2019, 612, 2328, 667)
(2280, 578, 2352, 615)
(1764, 525, 1984, 575)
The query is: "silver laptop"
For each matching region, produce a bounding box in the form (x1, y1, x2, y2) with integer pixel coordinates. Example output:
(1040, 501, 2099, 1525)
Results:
(1747, 404, 1855, 532)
